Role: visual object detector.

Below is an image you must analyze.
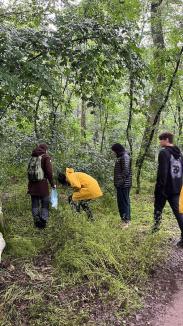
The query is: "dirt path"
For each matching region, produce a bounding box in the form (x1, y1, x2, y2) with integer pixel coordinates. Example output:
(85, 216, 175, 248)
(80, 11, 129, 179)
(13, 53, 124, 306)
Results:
(126, 242, 183, 326)
(154, 282, 183, 326)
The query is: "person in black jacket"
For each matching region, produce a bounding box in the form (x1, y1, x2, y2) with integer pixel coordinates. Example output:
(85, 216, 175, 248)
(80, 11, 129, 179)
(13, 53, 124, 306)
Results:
(153, 132, 183, 247)
(112, 143, 132, 227)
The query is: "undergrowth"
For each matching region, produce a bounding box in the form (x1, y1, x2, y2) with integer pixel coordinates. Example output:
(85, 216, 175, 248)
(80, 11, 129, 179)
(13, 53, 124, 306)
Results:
(0, 182, 179, 325)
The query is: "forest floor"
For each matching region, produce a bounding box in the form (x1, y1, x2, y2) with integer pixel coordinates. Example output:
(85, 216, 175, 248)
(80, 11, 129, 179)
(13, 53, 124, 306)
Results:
(1, 183, 183, 325)
(1, 238, 183, 325)
(124, 241, 183, 326)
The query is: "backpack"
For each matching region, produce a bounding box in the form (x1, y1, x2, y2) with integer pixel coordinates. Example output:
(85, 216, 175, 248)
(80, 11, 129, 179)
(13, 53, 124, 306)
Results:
(170, 154, 182, 179)
(27, 155, 44, 182)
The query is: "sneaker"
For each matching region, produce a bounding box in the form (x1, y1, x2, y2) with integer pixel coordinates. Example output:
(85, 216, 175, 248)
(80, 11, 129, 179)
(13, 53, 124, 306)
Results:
(176, 239, 183, 248)
(120, 221, 130, 229)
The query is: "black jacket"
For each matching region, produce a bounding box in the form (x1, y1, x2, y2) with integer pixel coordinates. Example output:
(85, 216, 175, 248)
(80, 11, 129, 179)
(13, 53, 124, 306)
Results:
(114, 151, 132, 188)
(155, 146, 183, 197)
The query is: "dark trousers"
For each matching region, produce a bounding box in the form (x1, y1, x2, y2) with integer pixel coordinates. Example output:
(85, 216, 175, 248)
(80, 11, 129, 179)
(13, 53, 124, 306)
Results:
(31, 196, 49, 222)
(68, 196, 93, 219)
(116, 187, 131, 222)
(154, 194, 183, 237)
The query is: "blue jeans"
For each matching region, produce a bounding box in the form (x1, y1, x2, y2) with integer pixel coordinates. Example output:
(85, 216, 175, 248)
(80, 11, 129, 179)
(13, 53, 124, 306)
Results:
(116, 187, 131, 222)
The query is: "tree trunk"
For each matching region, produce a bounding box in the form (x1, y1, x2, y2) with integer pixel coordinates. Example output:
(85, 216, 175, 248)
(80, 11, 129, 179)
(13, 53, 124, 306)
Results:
(34, 93, 42, 140)
(93, 110, 100, 148)
(50, 97, 59, 148)
(126, 74, 134, 157)
(81, 100, 87, 145)
(136, 0, 165, 193)
(100, 108, 109, 153)
(136, 44, 183, 193)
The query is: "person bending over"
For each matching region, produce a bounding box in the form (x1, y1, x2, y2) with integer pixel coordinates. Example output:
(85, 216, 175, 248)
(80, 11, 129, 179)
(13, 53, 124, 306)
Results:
(58, 168, 103, 220)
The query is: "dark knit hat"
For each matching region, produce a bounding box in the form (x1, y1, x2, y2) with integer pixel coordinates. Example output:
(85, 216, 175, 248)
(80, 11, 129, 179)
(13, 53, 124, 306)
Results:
(38, 143, 48, 152)
(111, 143, 125, 154)
(32, 143, 48, 156)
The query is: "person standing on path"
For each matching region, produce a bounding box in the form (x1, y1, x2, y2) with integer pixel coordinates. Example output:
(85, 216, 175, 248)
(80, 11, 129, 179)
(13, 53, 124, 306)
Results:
(111, 143, 132, 228)
(27, 143, 56, 229)
(153, 132, 183, 247)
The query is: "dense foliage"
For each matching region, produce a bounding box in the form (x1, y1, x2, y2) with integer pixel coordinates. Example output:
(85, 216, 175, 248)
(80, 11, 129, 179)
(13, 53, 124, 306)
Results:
(0, 0, 182, 190)
(0, 1, 182, 324)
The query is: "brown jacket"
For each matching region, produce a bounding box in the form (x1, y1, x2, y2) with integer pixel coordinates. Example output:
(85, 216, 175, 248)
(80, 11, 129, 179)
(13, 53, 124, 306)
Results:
(28, 145, 54, 197)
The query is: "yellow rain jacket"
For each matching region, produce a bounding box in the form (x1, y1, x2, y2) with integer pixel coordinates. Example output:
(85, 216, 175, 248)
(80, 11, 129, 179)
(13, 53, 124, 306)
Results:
(66, 168, 103, 201)
(179, 186, 183, 214)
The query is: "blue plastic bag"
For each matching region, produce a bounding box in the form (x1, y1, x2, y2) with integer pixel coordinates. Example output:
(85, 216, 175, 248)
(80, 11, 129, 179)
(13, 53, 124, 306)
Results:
(50, 189, 58, 209)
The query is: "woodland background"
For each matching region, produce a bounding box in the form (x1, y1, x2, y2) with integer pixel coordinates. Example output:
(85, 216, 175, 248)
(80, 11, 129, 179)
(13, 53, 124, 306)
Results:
(0, 0, 183, 325)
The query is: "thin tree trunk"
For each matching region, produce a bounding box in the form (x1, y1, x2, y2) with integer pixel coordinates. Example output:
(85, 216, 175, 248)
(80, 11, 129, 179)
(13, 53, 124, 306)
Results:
(93, 110, 100, 148)
(50, 96, 59, 147)
(136, 0, 165, 193)
(136, 45, 183, 193)
(34, 93, 42, 140)
(138, 0, 149, 47)
(81, 99, 87, 140)
(126, 74, 134, 157)
(100, 109, 109, 153)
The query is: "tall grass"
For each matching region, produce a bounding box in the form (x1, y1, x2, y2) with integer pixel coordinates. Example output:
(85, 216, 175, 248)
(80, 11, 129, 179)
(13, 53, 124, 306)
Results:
(0, 184, 177, 324)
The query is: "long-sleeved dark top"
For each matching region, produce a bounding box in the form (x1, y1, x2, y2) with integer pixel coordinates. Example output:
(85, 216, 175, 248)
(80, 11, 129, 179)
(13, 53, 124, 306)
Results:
(155, 146, 183, 197)
(114, 151, 132, 188)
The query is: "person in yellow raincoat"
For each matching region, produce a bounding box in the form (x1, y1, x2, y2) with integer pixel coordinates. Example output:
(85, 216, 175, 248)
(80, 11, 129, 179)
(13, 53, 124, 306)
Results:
(58, 168, 103, 219)
(179, 187, 183, 214)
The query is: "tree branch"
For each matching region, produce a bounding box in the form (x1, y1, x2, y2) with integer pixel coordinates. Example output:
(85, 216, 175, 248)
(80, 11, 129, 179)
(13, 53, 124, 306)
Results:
(139, 45, 183, 164)
(28, 52, 45, 62)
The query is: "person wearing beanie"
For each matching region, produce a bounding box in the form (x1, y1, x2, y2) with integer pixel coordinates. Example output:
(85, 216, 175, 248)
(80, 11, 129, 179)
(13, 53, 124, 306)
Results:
(111, 143, 132, 227)
(27, 143, 56, 229)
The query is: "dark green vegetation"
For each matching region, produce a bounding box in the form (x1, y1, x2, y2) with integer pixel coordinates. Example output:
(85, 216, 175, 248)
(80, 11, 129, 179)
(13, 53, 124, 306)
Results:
(0, 0, 182, 324)
(0, 0, 182, 191)
(0, 179, 179, 325)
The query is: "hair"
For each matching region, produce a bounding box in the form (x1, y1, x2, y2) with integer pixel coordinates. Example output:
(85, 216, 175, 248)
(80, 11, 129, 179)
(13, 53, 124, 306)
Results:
(38, 143, 48, 152)
(111, 143, 125, 154)
(159, 132, 174, 144)
(57, 173, 67, 185)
